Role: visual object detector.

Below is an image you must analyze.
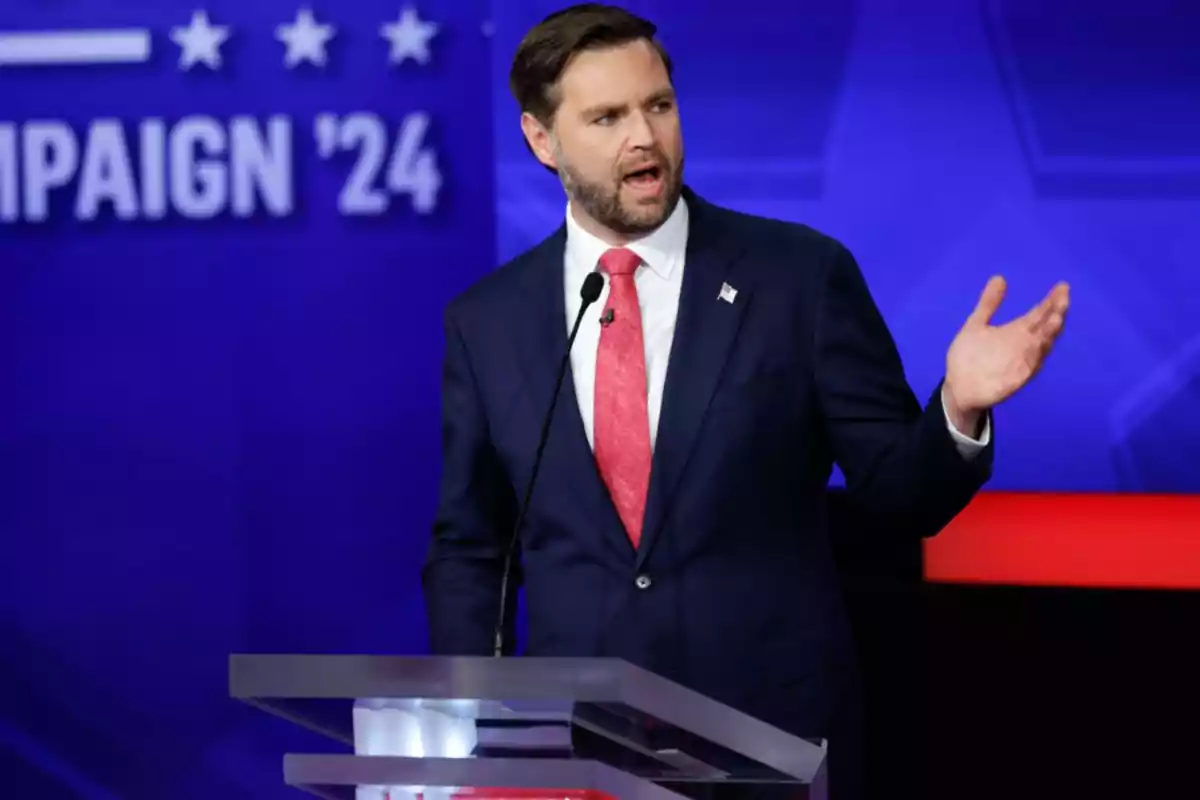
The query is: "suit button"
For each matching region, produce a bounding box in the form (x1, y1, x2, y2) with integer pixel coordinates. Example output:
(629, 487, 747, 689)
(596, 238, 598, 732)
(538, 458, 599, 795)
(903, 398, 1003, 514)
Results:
(634, 574, 652, 590)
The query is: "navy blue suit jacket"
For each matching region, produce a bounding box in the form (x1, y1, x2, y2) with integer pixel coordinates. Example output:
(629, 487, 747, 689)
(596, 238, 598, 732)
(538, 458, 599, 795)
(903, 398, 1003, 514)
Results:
(423, 188, 992, 739)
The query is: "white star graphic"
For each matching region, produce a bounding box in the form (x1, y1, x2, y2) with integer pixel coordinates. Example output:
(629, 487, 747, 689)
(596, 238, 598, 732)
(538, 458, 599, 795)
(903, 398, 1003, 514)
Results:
(380, 7, 438, 66)
(170, 10, 230, 70)
(276, 8, 335, 68)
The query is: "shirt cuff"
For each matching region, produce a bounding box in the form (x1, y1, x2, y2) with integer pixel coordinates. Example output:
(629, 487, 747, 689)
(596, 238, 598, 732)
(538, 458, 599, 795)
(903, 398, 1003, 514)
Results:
(941, 387, 991, 461)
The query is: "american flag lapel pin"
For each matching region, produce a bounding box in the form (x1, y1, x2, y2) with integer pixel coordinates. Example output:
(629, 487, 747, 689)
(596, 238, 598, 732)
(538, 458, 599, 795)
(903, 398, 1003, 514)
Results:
(718, 282, 738, 304)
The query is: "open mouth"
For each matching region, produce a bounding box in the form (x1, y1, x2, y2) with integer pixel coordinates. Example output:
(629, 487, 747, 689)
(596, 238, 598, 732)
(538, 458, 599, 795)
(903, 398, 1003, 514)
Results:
(622, 164, 663, 186)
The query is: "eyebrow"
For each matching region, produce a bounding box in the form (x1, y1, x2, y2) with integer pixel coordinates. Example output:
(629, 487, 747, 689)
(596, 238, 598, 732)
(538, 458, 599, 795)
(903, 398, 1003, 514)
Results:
(645, 88, 676, 105)
(580, 88, 676, 120)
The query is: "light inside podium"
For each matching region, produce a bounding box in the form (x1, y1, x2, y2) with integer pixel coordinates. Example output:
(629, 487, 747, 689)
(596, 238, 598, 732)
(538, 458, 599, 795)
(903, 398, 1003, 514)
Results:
(354, 701, 478, 800)
(354, 699, 479, 759)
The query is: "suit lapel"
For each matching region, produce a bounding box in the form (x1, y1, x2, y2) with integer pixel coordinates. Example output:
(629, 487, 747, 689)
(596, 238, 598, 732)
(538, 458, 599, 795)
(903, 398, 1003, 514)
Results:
(512, 228, 635, 560)
(637, 192, 750, 568)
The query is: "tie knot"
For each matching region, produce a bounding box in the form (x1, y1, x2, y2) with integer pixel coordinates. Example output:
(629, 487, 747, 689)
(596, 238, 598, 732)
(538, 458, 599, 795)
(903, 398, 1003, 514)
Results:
(599, 248, 641, 277)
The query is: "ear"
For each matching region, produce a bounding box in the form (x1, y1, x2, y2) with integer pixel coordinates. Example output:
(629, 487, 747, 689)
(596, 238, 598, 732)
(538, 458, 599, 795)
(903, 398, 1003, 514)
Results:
(520, 112, 557, 171)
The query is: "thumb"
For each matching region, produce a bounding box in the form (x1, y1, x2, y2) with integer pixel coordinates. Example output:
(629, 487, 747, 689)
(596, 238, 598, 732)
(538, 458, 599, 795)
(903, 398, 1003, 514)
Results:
(966, 275, 1007, 327)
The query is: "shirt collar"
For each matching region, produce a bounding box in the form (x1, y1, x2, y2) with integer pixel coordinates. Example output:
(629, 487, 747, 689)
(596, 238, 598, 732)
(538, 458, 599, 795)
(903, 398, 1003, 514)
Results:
(564, 195, 689, 280)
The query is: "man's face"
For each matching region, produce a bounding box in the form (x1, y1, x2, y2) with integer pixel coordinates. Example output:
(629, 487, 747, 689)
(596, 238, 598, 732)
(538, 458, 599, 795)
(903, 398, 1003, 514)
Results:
(524, 39, 684, 239)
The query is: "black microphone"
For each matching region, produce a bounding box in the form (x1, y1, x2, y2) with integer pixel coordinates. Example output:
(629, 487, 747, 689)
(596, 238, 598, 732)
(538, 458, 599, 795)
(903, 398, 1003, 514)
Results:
(493, 270, 605, 657)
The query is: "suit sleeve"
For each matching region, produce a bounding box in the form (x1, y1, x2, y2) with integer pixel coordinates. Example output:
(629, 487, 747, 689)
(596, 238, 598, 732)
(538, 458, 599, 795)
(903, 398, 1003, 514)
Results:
(813, 242, 992, 538)
(421, 308, 519, 654)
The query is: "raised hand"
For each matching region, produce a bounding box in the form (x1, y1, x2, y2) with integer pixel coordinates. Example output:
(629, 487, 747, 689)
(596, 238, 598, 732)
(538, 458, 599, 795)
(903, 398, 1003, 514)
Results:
(943, 276, 1069, 432)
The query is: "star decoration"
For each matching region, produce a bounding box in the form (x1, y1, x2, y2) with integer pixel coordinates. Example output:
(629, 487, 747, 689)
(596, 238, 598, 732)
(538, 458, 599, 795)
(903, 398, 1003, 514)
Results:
(170, 10, 230, 71)
(380, 7, 438, 66)
(276, 8, 335, 68)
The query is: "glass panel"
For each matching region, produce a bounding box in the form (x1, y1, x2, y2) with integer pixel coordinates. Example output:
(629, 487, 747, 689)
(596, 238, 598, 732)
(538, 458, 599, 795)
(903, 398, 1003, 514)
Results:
(232, 655, 827, 799)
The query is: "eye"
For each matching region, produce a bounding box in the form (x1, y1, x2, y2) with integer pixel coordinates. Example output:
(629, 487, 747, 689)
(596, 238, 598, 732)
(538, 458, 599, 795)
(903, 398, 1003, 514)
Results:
(593, 113, 617, 126)
(651, 99, 674, 113)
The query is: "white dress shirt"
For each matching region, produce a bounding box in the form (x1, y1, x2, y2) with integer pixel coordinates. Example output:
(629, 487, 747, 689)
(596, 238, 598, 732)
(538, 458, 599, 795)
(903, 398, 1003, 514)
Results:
(562, 197, 990, 458)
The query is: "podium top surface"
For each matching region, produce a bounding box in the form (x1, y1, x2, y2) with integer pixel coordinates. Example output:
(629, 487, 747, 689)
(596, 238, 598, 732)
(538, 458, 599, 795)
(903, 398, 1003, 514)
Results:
(232, 654, 691, 701)
(230, 654, 826, 784)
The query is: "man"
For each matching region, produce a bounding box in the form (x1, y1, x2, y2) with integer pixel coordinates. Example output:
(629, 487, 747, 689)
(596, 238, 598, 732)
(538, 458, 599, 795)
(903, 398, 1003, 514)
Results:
(423, 2, 1068, 794)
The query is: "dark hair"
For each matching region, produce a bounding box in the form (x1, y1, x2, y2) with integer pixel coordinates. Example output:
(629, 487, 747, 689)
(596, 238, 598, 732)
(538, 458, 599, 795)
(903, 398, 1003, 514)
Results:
(510, 3, 673, 126)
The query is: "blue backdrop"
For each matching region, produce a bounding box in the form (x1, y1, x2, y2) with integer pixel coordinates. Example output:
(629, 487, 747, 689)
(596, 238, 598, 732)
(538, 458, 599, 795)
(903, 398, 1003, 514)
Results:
(1, 0, 1197, 797)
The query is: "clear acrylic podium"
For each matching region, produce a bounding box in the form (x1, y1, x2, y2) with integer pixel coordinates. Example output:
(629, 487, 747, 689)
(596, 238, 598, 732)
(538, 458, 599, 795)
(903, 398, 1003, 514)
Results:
(230, 654, 828, 799)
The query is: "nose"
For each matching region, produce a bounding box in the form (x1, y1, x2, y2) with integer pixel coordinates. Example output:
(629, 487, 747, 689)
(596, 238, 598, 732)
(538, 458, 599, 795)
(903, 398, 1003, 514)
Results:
(624, 110, 655, 149)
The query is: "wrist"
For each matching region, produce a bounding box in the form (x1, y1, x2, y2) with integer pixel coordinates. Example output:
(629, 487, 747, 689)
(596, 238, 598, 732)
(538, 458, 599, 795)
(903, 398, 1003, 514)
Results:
(942, 382, 984, 437)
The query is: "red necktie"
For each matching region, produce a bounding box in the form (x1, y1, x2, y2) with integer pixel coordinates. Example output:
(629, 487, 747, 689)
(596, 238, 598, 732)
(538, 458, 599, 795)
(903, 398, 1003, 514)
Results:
(594, 248, 652, 548)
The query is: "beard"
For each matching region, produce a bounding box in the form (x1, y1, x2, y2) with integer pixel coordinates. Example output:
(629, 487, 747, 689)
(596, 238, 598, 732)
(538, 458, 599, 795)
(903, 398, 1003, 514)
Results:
(556, 149, 684, 237)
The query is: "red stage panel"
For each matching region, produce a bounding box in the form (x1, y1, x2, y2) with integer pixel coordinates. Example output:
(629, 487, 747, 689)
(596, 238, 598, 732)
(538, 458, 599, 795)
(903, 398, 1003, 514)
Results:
(403, 792, 614, 799)
(923, 492, 1200, 590)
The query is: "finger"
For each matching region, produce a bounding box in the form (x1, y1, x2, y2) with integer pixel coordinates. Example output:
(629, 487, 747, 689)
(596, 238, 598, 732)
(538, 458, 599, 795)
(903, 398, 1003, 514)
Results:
(1024, 282, 1070, 335)
(1021, 297, 1055, 333)
(1027, 311, 1067, 369)
(1030, 283, 1070, 337)
(1046, 281, 1070, 315)
(967, 275, 1007, 327)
